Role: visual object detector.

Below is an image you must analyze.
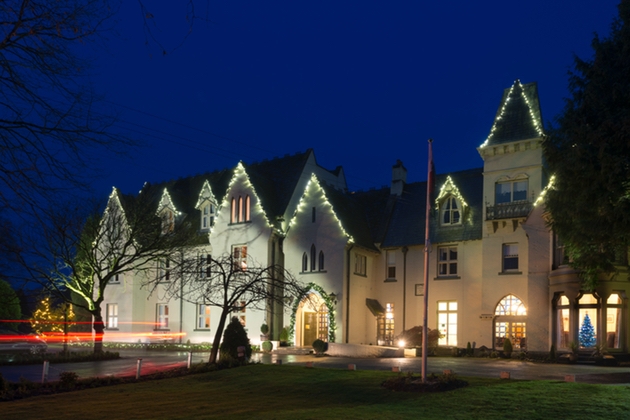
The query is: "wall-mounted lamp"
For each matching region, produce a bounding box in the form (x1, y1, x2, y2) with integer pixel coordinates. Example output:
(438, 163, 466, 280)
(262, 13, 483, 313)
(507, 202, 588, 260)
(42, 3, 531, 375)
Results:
(329, 293, 338, 306)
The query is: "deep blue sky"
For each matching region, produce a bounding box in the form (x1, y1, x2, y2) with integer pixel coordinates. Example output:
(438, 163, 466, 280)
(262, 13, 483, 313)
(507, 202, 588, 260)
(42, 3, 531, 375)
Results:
(91, 1, 619, 196)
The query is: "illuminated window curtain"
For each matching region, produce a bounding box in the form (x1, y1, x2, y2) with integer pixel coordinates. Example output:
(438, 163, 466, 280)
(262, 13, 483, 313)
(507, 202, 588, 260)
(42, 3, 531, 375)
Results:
(238, 196, 243, 222)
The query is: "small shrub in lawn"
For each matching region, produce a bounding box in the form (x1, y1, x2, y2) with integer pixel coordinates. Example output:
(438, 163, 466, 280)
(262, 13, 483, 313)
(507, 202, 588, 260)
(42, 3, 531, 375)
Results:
(312, 339, 328, 355)
(59, 371, 79, 389)
(382, 372, 468, 392)
(466, 342, 472, 356)
(218, 316, 252, 366)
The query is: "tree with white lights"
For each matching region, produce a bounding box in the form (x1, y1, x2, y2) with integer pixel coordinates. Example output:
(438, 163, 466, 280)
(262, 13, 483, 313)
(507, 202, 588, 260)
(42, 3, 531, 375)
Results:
(544, 1, 630, 289)
(18, 190, 198, 353)
(152, 252, 305, 364)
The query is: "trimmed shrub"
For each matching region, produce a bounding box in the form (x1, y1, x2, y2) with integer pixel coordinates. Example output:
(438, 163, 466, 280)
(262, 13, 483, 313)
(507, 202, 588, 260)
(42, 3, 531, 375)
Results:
(503, 338, 513, 357)
(260, 323, 269, 335)
(59, 371, 79, 388)
(262, 340, 273, 352)
(312, 339, 328, 355)
(218, 317, 252, 365)
(279, 327, 289, 343)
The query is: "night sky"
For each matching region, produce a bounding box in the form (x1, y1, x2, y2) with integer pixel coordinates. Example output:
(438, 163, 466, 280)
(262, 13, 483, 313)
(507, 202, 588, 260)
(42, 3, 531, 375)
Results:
(91, 1, 619, 196)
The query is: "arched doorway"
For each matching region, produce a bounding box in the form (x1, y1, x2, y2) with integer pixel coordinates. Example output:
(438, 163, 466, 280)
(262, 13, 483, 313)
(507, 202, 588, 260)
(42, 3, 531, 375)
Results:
(295, 292, 329, 347)
(494, 294, 527, 350)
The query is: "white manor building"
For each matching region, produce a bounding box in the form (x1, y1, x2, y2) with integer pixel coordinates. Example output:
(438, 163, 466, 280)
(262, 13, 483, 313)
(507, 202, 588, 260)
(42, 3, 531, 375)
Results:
(100, 80, 629, 355)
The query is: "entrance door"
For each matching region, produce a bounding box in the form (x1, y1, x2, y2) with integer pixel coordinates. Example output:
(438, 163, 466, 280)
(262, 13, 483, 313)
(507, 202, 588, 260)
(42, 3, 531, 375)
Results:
(303, 312, 317, 346)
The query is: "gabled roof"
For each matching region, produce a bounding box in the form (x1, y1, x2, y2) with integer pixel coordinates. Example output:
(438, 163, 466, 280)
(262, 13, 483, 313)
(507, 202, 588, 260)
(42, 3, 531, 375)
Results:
(481, 80, 544, 147)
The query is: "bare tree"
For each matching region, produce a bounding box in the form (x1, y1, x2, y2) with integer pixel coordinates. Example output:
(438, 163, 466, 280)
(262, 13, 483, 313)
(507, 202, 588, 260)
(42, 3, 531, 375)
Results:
(16, 190, 199, 353)
(152, 252, 305, 364)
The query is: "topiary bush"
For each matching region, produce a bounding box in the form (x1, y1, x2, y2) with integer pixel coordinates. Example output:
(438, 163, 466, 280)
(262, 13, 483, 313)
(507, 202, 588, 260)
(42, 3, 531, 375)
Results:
(262, 340, 273, 352)
(218, 317, 252, 366)
(312, 339, 328, 355)
(503, 338, 513, 358)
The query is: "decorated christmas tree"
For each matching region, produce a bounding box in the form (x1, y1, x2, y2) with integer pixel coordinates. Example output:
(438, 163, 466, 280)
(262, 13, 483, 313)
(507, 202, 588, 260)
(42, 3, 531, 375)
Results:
(579, 313, 596, 347)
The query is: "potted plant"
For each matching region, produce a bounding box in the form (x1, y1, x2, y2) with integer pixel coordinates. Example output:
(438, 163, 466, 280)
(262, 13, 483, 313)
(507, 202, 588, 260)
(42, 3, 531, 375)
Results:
(260, 323, 269, 342)
(279, 327, 289, 347)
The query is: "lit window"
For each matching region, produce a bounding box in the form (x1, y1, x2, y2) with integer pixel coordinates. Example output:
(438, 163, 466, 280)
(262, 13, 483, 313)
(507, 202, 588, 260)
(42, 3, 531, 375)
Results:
(244, 195, 250, 221)
(438, 301, 457, 346)
(197, 304, 210, 330)
(495, 179, 528, 204)
(441, 196, 461, 225)
(161, 210, 174, 234)
(106, 303, 118, 329)
(438, 246, 458, 276)
(502, 244, 519, 271)
(495, 295, 527, 316)
(232, 245, 247, 271)
(230, 195, 250, 223)
(156, 304, 169, 329)
(230, 197, 236, 223)
(201, 203, 215, 231)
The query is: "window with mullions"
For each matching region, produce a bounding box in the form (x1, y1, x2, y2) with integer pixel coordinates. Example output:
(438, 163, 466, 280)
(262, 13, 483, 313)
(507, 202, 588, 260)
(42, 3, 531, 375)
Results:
(441, 196, 461, 225)
(438, 301, 457, 346)
(158, 259, 171, 282)
(495, 179, 528, 204)
(199, 253, 212, 279)
(196, 304, 210, 330)
(106, 303, 118, 329)
(502, 244, 519, 272)
(232, 245, 247, 272)
(230, 195, 251, 224)
(354, 253, 367, 276)
(156, 304, 169, 329)
(438, 246, 458, 277)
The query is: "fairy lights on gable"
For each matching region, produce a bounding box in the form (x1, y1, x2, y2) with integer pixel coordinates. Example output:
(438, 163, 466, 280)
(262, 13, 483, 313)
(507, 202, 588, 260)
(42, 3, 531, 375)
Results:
(435, 176, 468, 210)
(156, 188, 178, 215)
(479, 80, 544, 148)
(220, 162, 272, 227)
(288, 174, 354, 244)
(533, 175, 556, 207)
(195, 180, 217, 209)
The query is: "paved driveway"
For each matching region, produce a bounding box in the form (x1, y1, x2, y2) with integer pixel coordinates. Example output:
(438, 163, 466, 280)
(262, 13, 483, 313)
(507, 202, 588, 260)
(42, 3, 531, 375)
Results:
(2, 349, 629, 384)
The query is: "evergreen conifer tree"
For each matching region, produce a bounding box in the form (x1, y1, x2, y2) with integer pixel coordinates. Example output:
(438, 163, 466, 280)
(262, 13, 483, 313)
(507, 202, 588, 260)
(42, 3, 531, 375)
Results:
(579, 313, 596, 347)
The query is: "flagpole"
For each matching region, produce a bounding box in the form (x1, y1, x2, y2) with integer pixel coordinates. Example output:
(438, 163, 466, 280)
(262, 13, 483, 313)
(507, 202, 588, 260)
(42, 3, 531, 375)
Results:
(422, 138, 433, 383)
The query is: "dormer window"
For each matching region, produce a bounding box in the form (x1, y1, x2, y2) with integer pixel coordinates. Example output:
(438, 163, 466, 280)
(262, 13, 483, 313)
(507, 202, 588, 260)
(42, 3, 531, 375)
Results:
(441, 196, 461, 225)
(200, 202, 215, 231)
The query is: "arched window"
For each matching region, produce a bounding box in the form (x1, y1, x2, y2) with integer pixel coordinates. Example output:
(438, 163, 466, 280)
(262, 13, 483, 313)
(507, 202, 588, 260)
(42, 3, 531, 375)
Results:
(230, 197, 236, 223)
(555, 294, 571, 349)
(244, 195, 251, 221)
(494, 294, 527, 350)
(318, 250, 325, 271)
(495, 294, 527, 316)
(441, 196, 461, 225)
(606, 293, 623, 349)
(310, 244, 316, 272)
(302, 252, 308, 272)
(238, 196, 243, 222)
(317, 303, 329, 341)
(578, 293, 598, 348)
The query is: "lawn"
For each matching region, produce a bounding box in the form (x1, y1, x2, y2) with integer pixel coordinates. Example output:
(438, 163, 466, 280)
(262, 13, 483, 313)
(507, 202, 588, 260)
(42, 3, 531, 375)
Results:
(2, 364, 629, 419)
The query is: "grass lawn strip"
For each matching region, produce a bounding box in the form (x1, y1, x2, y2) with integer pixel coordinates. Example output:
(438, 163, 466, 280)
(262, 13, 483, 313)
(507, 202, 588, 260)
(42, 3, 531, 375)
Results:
(1, 364, 629, 419)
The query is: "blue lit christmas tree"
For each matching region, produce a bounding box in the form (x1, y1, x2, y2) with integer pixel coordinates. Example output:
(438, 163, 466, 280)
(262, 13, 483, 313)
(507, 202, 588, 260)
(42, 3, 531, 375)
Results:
(579, 313, 596, 347)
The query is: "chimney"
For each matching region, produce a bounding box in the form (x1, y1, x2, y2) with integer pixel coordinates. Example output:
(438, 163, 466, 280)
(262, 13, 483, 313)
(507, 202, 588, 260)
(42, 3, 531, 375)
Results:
(391, 160, 407, 196)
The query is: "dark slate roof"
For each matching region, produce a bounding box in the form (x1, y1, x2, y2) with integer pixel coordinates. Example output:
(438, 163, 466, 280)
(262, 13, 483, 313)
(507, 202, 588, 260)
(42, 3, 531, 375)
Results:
(244, 150, 312, 221)
(380, 167, 484, 248)
(317, 181, 379, 252)
(484, 81, 544, 146)
(350, 187, 393, 245)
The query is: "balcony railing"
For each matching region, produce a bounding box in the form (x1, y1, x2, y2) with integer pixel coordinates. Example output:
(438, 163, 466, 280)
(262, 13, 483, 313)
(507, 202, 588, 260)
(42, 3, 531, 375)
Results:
(486, 201, 532, 220)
